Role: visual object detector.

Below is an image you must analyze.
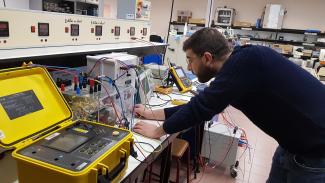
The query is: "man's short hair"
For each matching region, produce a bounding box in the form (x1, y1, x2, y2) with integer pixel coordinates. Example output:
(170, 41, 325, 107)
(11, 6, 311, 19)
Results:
(183, 28, 231, 60)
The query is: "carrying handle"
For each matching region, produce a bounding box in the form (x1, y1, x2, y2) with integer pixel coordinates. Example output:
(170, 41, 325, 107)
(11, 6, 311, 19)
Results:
(108, 150, 127, 181)
(97, 150, 127, 183)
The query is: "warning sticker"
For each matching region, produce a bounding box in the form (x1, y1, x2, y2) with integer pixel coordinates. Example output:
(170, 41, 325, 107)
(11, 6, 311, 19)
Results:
(45, 132, 60, 140)
(0, 90, 43, 120)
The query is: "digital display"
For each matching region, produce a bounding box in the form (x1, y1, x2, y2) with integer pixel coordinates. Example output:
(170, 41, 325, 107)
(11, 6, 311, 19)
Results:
(143, 28, 147, 36)
(0, 21, 9, 37)
(95, 25, 102, 36)
(38, 23, 49, 36)
(70, 24, 79, 36)
(130, 27, 135, 36)
(45, 133, 88, 153)
(114, 26, 120, 36)
(176, 68, 185, 78)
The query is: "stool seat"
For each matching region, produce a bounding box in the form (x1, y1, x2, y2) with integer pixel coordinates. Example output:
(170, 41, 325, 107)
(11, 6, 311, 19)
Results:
(172, 139, 189, 158)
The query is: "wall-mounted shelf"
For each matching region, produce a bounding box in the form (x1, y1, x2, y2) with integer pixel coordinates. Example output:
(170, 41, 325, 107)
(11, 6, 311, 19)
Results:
(239, 37, 325, 48)
(218, 25, 325, 36)
(0, 42, 167, 62)
(30, 0, 100, 16)
(170, 21, 205, 27)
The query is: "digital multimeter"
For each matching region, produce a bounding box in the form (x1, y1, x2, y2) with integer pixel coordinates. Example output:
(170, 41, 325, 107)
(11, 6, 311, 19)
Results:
(169, 66, 192, 93)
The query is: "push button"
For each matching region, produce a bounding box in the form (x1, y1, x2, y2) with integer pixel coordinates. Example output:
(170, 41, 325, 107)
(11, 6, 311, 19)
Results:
(31, 26, 36, 33)
(112, 131, 120, 136)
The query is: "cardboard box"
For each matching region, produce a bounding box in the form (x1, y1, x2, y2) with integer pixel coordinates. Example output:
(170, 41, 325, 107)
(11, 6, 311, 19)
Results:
(303, 49, 313, 57)
(177, 10, 192, 23)
(189, 18, 205, 24)
(233, 21, 251, 27)
(273, 44, 293, 54)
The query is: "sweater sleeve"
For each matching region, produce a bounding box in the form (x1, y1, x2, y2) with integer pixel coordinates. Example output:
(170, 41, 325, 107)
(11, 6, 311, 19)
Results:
(163, 46, 263, 134)
(164, 105, 183, 119)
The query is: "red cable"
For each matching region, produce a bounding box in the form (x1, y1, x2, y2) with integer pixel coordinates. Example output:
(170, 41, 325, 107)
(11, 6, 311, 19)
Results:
(133, 142, 146, 159)
(99, 80, 122, 123)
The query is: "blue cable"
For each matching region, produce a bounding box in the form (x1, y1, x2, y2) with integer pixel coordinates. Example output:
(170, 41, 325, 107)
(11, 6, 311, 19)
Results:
(103, 77, 129, 128)
(32, 64, 82, 72)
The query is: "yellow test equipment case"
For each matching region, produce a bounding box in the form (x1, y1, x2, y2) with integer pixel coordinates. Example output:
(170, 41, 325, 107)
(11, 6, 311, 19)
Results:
(169, 66, 192, 93)
(0, 66, 133, 183)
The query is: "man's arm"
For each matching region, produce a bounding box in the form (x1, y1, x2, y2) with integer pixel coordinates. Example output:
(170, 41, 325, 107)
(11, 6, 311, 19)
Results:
(134, 104, 183, 120)
(163, 47, 262, 134)
(134, 104, 165, 120)
(134, 46, 263, 138)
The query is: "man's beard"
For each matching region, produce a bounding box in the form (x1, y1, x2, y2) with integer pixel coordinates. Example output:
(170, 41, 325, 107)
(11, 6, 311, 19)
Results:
(196, 65, 216, 83)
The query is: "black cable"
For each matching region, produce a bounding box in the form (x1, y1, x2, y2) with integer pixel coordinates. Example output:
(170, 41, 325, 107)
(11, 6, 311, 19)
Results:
(112, 82, 129, 128)
(3, 0, 6, 7)
(131, 38, 165, 84)
(114, 70, 128, 81)
(215, 132, 235, 168)
(207, 122, 227, 167)
(102, 77, 129, 128)
(165, 0, 175, 46)
(134, 141, 156, 151)
(207, 0, 213, 27)
(133, 141, 157, 165)
(144, 92, 170, 107)
(155, 92, 172, 102)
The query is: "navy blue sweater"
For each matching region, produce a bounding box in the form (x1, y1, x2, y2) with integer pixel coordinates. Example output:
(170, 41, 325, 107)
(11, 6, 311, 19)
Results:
(163, 45, 325, 157)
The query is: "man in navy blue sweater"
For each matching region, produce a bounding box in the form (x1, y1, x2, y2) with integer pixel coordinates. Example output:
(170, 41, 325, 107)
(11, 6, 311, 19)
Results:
(133, 28, 325, 182)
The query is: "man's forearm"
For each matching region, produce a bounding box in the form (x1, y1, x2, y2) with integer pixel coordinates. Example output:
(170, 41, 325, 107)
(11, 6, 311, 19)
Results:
(148, 108, 165, 120)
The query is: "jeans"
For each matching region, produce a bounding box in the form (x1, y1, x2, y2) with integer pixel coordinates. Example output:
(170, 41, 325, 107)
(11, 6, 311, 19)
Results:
(267, 146, 325, 183)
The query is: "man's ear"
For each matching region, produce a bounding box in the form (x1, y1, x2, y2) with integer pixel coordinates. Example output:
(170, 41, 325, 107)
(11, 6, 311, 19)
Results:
(202, 52, 214, 65)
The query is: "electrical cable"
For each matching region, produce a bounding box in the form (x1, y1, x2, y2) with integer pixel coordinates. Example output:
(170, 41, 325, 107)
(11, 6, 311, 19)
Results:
(171, 92, 193, 98)
(166, 0, 175, 44)
(145, 100, 169, 108)
(94, 79, 122, 123)
(134, 141, 162, 153)
(131, 37, 165, 83)
(207, 0, 213, 27)
(155, 92, 172, 101)
(99, 59, 135, 128)
(138, 72, 171, 183)
(224, 108, 250, 150)
(225, 108, 239, 127)
(33, 64, 123, 128)
(130, 67, 172, 183)
(134, 142, 146, 158)
(32, 65, 78, 77)
(88, 57, 114, 76)
(112, 82, 128, 124)
(221, 108, 252, 182)
(131, 68, 142, 131)
(32, 64, 82, 72)
(215, 133, 235, 168)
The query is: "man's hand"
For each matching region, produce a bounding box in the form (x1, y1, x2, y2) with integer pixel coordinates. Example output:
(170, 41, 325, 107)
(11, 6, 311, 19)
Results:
(133, 121, 166, 139)
(134, 104, 152, 119)
(134, 104, 166, 120)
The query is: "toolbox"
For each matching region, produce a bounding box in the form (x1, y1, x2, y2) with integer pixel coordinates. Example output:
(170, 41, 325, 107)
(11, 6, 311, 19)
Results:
(0, 66, 133, 183)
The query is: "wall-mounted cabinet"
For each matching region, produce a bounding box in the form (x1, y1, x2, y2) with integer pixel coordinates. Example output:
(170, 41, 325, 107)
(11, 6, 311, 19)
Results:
(30, 0, 101, 16)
